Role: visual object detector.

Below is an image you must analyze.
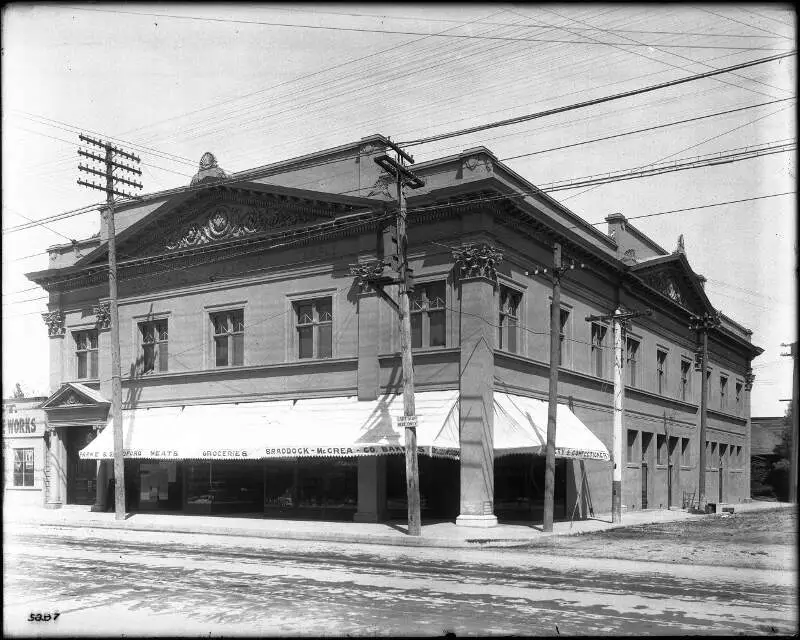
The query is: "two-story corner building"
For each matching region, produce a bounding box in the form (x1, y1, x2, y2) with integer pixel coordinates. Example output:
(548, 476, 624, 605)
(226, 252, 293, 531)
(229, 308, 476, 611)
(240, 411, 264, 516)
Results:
(25, 134, 762, 526)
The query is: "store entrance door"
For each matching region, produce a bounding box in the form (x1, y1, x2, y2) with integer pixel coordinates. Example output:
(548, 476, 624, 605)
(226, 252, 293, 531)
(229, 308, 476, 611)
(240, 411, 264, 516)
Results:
(66, 426, 98, 505)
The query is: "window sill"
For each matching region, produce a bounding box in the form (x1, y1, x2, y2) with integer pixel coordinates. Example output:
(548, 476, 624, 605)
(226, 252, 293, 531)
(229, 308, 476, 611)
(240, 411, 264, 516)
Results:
(625, 463, 639, 469)
(5, 486, 41, 491)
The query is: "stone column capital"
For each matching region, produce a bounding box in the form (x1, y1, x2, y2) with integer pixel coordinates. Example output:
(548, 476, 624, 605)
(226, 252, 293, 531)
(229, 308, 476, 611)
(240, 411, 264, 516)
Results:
(350, 260, 389, 295)
(42, 310, 66, 337)
(452, 243, 503, 283)
(94, 302, 111, 330)
(744, 369, 756, 391)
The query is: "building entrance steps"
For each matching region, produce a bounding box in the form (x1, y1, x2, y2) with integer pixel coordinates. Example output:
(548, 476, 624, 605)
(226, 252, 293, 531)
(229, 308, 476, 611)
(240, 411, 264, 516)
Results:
(4, 500, 789, 550)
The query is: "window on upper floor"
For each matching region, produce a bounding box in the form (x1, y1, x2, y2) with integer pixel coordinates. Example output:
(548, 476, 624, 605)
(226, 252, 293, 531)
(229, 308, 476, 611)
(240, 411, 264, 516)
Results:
(550, 305, 570, 366)
(720, 375, 728, 410)
(657, 434, 666, 465)
(626, 429, 637, 464)
(710, 441, 718, 469)
(681, 438, 691, 466)
(626, 337, 640, 387)
(591, 323, 607, 378)
(295, 299, 332, 360)
(680, 359, 692, 402)
(211, 309, 244, 367)
(735, 381, 743, 411)
(719, 443, 728, 467)
(705, 370, 712, 403)
(74, 329, 98, 379)
(139, 320, 168, 374)
(410, 281, 446, 349)
(13, 448, 34, 487)
(641, 431, 652, 463)
(498, 286, 521, 354)
(656, 349, 668, 395)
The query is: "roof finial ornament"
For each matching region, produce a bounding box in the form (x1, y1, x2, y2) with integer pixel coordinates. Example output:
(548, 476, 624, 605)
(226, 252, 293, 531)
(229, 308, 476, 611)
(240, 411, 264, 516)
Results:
(674, 234, 686, 256)
(190, 152, 228, 186)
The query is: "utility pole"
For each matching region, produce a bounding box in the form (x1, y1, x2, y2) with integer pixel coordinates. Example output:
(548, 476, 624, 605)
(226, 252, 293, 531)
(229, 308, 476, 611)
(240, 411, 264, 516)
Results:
(350, 140, 424, 535)
(585, 306, 652, 523)
(533, 244, 583, 532)
(689, 311, 721, 512)
(78, 134, 142, 521)
(780, 341, 798, 504)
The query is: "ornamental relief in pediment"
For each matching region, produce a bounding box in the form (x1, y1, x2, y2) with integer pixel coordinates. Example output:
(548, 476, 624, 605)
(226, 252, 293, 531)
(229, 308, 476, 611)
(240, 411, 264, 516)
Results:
(122, 202, 332, 257)
(643, 271, 687, 306)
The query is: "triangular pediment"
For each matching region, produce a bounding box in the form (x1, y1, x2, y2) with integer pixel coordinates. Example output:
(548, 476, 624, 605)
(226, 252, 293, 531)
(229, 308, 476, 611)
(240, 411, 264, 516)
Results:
(630, 253, 715, 315)
(41, 382, 110, 409)
(79, 182, 382, 264)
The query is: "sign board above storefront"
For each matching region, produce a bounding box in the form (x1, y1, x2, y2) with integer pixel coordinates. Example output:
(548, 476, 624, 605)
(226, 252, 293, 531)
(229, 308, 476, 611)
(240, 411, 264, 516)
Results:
(2, 404, 45, 438)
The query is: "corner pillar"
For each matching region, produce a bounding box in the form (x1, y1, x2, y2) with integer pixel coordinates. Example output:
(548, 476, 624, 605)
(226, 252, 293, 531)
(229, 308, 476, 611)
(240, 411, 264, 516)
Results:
(357, 286, 380, 401)
(354, 456, 387, 522)
(453, 243, 503, 527)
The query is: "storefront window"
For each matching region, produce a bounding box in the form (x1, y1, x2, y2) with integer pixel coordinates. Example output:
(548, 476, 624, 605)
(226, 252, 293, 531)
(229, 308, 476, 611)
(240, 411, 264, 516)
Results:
(13, 448, 34, 487)
(185, 461, 263, 513)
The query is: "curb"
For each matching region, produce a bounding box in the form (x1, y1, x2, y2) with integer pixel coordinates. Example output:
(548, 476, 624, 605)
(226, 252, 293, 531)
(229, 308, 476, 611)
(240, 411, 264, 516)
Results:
(18, 518, 535, 549)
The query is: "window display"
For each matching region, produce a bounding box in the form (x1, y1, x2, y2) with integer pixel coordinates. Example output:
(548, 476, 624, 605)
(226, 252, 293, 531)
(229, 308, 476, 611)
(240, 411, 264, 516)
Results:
(185, 461, 263, 513)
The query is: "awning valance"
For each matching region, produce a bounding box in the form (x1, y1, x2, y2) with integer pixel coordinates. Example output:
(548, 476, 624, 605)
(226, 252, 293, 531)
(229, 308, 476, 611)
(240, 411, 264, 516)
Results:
(79, 391, 609, 462)
(79, 391, 460, 461)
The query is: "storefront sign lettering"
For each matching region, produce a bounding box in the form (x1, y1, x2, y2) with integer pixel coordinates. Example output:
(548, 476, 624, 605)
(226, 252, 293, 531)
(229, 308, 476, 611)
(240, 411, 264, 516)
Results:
(555, 447, 610, 461)
(202, 450, 248, 457)
(2, 405, 44, 437)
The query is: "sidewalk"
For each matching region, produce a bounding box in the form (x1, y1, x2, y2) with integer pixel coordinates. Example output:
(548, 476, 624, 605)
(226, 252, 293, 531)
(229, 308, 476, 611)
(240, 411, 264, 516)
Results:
(4, 500, 792, 549)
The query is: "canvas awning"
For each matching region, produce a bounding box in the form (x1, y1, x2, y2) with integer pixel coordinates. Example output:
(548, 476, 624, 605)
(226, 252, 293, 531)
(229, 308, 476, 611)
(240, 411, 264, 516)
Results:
(491, 393, 610, 460)
(79, 390, 608, 462)
(79, 391, 460, 461)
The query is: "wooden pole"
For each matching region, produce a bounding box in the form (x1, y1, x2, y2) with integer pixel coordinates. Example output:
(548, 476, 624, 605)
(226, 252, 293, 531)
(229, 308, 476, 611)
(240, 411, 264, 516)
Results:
(104, 197, 125, 521)
(789, 342, 798, 504)
(397, 172, 421, 536)
(543, 242, 562, 533)
(612, 307, 624, 524)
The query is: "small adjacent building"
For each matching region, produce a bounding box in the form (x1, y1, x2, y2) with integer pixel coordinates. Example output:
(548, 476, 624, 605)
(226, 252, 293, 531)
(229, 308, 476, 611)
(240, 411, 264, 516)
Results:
(24, 135, 762, 524)
(2, 397, 48, 508)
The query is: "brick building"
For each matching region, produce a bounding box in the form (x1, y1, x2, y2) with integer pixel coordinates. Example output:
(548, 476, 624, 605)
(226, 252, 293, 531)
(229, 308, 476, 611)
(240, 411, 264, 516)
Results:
(25, 135, 762, 525)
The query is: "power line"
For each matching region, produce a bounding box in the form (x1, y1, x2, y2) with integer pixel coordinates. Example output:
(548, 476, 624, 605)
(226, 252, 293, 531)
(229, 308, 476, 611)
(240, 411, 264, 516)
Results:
(399, 50, 796, 146)
(539, 141, 795, 191)
(500, 97, 795, 161)
(61, 5, 795, 51)
(268, 7, 794, 39)
(526, 5, 791, 101)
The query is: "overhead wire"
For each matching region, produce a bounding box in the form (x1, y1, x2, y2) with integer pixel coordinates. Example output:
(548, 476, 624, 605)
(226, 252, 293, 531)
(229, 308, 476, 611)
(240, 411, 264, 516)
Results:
(499, 97, 795, 161)
(398, 50, 795, 147)
(526, 5, 791, 100)
(60, 5, 795, 51)
(265, 6, 794, 39)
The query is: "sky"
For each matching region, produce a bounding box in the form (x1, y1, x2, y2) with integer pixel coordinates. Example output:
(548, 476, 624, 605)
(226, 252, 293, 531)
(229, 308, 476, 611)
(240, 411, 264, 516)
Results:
(1, 3, 796, 416)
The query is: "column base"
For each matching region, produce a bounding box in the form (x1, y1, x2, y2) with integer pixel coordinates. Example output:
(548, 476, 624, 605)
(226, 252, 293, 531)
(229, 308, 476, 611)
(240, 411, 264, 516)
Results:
(44, 501, 63, 510)
(456, 514, 498, 528)
(353, 511, 382, 523)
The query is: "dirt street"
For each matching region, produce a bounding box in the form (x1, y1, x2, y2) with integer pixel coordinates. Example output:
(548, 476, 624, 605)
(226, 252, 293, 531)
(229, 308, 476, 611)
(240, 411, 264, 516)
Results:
(520, 506, 797, 571)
